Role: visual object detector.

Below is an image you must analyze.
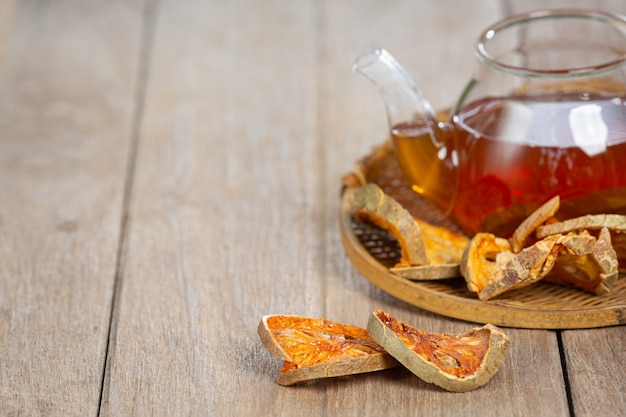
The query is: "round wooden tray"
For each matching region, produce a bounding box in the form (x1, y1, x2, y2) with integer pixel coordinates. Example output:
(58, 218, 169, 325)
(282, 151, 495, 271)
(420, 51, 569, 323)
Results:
(340, 142, 626, 329)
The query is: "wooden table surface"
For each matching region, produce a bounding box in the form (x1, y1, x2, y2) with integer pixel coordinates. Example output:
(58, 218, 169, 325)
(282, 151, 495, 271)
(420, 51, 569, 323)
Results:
(1, 0, 625, 416)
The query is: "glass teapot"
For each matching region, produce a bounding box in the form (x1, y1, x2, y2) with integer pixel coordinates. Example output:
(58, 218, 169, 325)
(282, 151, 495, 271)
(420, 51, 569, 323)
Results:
(353, 9, 626, 236)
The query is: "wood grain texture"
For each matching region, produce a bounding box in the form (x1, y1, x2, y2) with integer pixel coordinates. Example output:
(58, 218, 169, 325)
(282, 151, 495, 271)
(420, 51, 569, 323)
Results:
(1, 0, 624, 416)
(562, 327, 626, 416)
(100, 0, 325, 415)
(0, 0, 144, 415)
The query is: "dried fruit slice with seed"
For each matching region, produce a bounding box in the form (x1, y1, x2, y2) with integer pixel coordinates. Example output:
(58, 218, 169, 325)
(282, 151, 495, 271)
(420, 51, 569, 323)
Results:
(258, 315, 399, 386)
(367, 310, 509, 392)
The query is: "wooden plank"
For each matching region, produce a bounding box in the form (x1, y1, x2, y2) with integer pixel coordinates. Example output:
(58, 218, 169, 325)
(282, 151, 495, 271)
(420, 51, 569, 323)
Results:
(562, 326, 626, 416)
(100, 0, 326, 415)
(0, 0, 144, 415)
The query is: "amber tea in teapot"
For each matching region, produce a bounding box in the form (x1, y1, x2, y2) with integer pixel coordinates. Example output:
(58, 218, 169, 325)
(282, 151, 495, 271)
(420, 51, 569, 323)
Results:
(355, 10, 626, 235)
(393, 91, 626, 235)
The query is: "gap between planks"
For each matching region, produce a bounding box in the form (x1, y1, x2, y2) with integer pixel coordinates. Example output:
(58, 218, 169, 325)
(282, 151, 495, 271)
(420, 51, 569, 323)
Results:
(98, 0, 161, 415)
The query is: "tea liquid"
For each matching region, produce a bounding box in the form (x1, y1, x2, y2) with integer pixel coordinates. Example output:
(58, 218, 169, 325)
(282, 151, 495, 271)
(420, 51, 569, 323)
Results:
(392, 94, 626, 235)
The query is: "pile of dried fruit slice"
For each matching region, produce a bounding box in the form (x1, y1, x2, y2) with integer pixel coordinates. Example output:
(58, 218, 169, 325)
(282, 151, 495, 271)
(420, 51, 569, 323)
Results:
(461, 199, 620, 299)
(258, 312, 510, 392)
(348, 182, 624, 300)
(257, 315, 399, 386)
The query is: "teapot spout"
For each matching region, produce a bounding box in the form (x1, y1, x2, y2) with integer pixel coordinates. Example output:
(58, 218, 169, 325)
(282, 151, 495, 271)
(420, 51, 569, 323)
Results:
(352, 49, 440, 142)
(353, 49, 458, 215)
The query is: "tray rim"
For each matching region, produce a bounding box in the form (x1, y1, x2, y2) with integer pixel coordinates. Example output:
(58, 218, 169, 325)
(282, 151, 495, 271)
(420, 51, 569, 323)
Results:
(340, 186, 626, 329)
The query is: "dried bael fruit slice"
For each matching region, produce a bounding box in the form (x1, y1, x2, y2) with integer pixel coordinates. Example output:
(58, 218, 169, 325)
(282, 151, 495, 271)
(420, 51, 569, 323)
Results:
(509, 196, 560, 253)
(350, 183, 428, 267)
(536, 213, 626, 272)
(544, 228, 619, 295)
(416, 219, 469, 265)
(461, 197, 563, 296)
(536, 214, 626, 237)
(476, 235, 561, 300)
(390, 263, 461, 280)
(258, 315, 399, 386)
(391, 219, 470, 279)
(460, 233, 513, 296)
(612, 232, 626, 272)
(367, 310, 509, 392)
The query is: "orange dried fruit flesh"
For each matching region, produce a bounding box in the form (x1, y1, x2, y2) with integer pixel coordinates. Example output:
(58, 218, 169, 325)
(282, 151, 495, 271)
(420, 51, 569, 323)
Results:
(390, 220, 469, 280)
(391, 219, 470, 280)
(415, 219, 469, 265)
(460, 233, 513, 297)
(367, 310, 509, 392)
(258, 315, 398, 386)
(545, 228, 619, 294)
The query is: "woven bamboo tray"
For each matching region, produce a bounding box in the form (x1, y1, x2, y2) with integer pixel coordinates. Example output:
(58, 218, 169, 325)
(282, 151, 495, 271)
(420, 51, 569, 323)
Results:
(340, 141, 626, 329)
